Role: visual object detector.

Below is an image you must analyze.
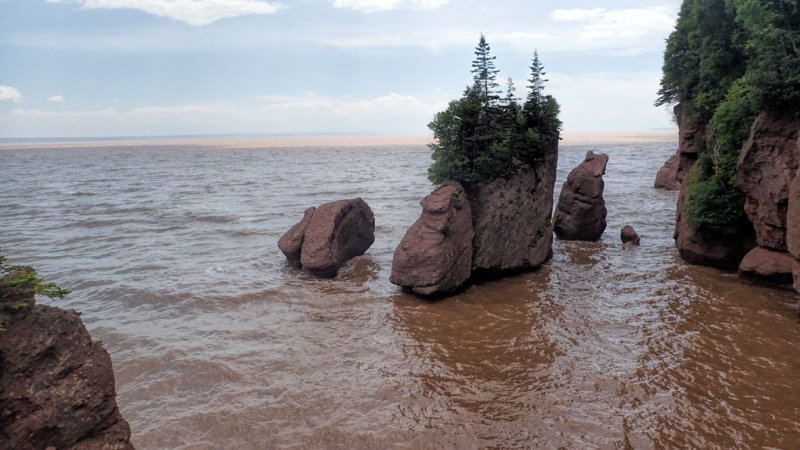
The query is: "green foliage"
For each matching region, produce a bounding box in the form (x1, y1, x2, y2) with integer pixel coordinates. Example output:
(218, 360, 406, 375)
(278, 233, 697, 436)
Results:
(659, 0, 800, 237)
(439, 219, 452, 236)
(428, 36, 561, 186)
(1, 247, 70, 331)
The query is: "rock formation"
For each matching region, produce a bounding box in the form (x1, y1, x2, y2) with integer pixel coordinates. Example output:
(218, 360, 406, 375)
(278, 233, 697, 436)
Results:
(0, 286, 133, 449)
(279, 198, 375, 278)
(738, 246, 795, 287)
(788, 174, 800, 293)
(391, 145, 558, 296)
(733, 111, 800, 290)
(735, 112, 800, 252)
(277, 207, 315, 268)
(654, 152, 680, 190)
(469, 149, 557, 272)
(672, 105, 754, 270)
(621, 225, 640, 246)
(390, 183, 474, 295)
(553, 151, 608, 241)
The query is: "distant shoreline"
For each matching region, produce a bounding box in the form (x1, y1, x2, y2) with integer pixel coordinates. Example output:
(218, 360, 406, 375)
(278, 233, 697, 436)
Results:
(0, 131, 677, 150)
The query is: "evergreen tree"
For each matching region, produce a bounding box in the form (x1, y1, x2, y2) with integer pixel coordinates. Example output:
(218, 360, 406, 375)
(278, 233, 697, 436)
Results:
(427, 34, 561, 186)
(471, 33, 501, 106)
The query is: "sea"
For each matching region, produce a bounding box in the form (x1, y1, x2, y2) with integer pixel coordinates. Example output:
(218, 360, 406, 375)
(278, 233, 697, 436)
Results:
(1, 133, 799, 448)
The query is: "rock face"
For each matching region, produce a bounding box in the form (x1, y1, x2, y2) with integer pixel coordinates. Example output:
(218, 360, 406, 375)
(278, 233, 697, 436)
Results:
(738, 246, 795, 287)
(735, 111, 800, 252)
(674, 181, 754, 270)
(391, 144, 558, 296)
(788, 173, 800, 292)
(390, 183, 474, 295)
(554, 151, 608, 241)
(672, 104, 753, 270)
(654, 152, 680, 190)
(0, 297, 133, 449)
(621, 225, 640, 246)
(469, 149, 557, 272)
(279, 198, 375, 278)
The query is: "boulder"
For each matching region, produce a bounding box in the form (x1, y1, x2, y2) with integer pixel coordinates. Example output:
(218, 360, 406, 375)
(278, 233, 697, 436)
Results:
(735, 111, 800, 252)
(390, 183, 474, 295)
(621, 225, 640, 246)
(277, 206, 315, 267)
(554, 151, 608, 241)
(0, 301, 133, 449)
(278, 198, 374, 278)
(738, 246, 795, 287)
(469, 148, 557, 271)
(654, 152, 680, 190)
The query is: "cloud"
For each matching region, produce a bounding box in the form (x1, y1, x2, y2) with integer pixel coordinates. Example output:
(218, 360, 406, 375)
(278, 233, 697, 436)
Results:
(2, 93, 441, 137)
(48, 95, 67, 103)
(46, 0, 285, 26)
(549, 7, 676, 53)
(333, 0, 448, 13)
(0, 85, 23, 103)
(547, 71, 670, 131)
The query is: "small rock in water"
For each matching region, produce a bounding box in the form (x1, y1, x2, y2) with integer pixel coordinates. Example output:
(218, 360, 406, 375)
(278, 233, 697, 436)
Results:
(621, 225, 640, 246)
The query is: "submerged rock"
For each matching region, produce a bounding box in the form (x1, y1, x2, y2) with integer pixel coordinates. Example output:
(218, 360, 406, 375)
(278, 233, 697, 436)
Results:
(279, 198, 375, 278)
(0, 290, 133, 449)
(390, 182, 474, 295)
(621, 225, 640, 246)
(554, 151, 608, 241)
(654, 152, 680, 190)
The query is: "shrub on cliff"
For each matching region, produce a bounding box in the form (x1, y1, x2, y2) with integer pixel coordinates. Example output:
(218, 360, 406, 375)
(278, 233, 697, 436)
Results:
(428, 35, 561, 185)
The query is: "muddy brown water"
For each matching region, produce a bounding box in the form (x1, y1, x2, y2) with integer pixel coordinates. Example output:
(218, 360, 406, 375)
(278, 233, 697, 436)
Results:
(1, 138, 798, 448)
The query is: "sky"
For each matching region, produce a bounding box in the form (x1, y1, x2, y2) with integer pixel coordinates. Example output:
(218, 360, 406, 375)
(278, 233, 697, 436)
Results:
(0, 0, 682, 138)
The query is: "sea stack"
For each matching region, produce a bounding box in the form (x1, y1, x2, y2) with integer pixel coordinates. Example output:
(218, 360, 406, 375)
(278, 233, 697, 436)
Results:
(554, 151, 609, 241)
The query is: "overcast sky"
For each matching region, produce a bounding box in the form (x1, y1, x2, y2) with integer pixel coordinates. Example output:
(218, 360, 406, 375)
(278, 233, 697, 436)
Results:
(0, 0, 681, 138)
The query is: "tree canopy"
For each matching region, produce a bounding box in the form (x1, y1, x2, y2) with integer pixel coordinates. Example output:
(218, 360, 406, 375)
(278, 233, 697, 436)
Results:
(428, 35, 561, 185)
(656, 0, 800, 236)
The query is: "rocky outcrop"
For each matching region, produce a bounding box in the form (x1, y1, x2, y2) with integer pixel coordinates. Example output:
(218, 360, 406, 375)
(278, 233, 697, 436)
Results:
(554, 151, 608, 241)
(735, 111, 800, 252)
(654, 152, 680, 190)
(279, 198, 375, 278)
(738, 246, 795, 287)
(390, 183, 474, 295)
(0, 292, 133, 449)
(621, 225, 640, 246)
(469, 148, 557, 272)
(672, 103, 754, 270)
(391, 144, 558, 296)
(674, 183, 753, 270)
(788, 173, 800, 292)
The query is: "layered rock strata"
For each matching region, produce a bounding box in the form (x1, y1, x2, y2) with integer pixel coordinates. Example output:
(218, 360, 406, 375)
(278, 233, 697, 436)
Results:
(279, 198, 375, 278)
(553, 151, 608, 241)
